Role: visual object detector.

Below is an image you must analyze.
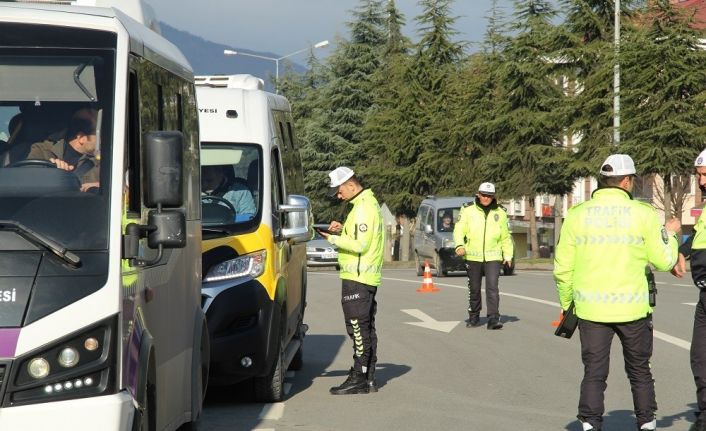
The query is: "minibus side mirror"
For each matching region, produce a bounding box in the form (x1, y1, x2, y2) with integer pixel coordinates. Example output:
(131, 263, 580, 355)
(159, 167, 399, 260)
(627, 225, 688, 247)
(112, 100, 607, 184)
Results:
(144, 131, 183, 208)
(278, 194, 312, 243)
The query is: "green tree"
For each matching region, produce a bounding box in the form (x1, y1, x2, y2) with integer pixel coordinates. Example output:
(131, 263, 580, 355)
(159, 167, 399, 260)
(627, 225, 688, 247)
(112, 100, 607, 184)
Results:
(621, 0, 706, 220)
(481, 0, 573, 258)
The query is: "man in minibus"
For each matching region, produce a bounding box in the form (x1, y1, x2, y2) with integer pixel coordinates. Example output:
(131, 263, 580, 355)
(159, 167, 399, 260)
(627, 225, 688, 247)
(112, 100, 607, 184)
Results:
(26, 107, 100, 192)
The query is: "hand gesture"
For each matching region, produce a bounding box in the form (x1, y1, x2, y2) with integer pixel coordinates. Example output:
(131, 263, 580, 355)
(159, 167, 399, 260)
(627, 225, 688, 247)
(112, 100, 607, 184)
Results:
(671, 253, 686, 278)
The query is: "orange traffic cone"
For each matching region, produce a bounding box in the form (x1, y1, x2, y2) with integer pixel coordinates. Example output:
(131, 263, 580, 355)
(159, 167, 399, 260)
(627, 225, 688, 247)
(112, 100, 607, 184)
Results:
(551, 310, 563, 327)
(417, 261, 440, 293)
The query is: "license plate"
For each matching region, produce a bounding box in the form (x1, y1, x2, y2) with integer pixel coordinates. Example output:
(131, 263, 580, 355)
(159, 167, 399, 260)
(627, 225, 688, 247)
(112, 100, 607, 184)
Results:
(323, 252, 337, 259)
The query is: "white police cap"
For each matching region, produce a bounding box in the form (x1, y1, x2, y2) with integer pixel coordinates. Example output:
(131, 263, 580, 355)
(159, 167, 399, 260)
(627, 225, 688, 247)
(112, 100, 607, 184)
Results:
(695, 149, 706, 167)
(600, 154, 636, 176)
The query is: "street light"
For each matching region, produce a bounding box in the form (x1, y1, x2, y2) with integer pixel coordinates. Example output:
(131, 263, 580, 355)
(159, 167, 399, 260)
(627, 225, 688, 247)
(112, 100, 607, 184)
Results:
(614, 0, 620, 145)
(224, 40, 329, 93)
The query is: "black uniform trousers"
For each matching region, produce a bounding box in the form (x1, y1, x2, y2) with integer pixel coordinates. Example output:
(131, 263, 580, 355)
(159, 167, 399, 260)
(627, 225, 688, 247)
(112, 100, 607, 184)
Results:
(341, 279, 378, 379)
(578, 315, 656, 429)
(464, 260, 502, 319)
(691, 289, 706, 417)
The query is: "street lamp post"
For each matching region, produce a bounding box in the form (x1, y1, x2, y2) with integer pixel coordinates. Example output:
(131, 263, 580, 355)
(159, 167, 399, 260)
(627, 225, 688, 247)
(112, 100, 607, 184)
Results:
(224, 40, 329, 93)
(614, 0, 620, 145)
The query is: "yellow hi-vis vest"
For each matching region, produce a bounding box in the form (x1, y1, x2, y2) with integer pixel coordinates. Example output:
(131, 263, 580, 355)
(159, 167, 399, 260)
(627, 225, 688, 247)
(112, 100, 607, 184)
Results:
(554, 187, 678, 323)
(453, 201, 513, 262)
(328, 189, 384, 287)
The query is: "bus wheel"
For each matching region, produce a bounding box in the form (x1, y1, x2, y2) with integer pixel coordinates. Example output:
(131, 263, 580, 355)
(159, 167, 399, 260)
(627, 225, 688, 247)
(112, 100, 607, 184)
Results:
(134, 382, 155, 431)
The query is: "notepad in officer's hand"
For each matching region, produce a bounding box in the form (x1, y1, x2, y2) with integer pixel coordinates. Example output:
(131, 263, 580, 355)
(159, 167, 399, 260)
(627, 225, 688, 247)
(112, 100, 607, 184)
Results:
(554, 301, 578, 339)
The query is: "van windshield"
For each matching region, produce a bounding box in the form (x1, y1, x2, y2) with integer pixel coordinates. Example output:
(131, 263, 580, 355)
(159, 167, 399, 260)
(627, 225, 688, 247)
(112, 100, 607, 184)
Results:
(437, 207, 460, 232)
(201, 143, 262, 233)
(0, 47, 115, 250)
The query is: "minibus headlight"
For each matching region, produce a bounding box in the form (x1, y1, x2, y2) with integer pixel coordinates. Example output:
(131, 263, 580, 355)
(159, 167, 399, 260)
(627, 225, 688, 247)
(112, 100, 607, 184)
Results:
(57, 348, 80, 368)
(27, 358, 50, 379)
(204, 250, 266, 282)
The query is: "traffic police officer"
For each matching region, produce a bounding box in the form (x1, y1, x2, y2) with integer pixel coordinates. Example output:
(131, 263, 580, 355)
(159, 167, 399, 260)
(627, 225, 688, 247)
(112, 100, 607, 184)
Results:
(453, 182, 513, 330)
(554, 154, 680, 431)
(319, 166, 384, 395)
(672, 149, 706, 431)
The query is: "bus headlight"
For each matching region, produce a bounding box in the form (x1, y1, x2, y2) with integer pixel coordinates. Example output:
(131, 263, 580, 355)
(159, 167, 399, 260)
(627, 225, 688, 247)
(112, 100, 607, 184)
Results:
(204, 250, 266, 282)
(27, 358, 50, 379)
(57, 348, 80, 368)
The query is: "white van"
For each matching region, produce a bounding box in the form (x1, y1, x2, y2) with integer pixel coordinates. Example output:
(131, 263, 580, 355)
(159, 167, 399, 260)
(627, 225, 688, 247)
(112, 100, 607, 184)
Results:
(195, 75, 312, 401)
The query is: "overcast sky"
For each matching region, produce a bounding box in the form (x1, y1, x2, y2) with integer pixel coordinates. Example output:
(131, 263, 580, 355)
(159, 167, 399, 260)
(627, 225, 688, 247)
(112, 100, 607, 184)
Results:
(145, 0, 517, 58)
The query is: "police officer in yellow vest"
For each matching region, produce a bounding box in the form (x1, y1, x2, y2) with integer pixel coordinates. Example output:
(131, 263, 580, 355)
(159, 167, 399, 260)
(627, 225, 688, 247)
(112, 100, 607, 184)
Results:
(554, 154, 680, 431)
(319, 166, 384, 395)
(671, 149, 706, 431)
(454, 182, 513, 330)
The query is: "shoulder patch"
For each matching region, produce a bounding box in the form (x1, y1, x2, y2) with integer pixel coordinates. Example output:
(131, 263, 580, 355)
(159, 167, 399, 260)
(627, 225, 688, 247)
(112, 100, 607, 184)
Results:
(359, 223, 368, 233)
(661, 227, 669, 245)
(463, 202, 472, 207)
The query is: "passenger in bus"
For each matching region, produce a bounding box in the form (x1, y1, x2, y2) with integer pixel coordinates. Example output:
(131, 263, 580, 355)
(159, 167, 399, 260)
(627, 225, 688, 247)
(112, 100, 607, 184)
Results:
(26, 107, 99, 192)
(201, 164, 257, 221)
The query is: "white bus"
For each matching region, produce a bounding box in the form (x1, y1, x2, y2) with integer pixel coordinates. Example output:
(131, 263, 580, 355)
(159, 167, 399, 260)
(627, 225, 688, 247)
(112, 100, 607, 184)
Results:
(0, 1, 208, 430)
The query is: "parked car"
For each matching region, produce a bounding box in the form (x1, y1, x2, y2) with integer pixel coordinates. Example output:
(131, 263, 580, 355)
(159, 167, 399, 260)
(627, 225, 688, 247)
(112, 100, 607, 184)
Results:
(307, 224, 339, 268)
(414, 196, 516, 277)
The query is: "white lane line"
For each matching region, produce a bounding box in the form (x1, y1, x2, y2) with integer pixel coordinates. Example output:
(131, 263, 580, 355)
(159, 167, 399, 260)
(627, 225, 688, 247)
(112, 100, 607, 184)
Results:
(684, 302, 698, 306)
(380, 276, 693, 350)
(258, 402, 285, 420)
(675, 284, 693, 287)
(284, 382, 292, 395)
(654, 330, 691, 350)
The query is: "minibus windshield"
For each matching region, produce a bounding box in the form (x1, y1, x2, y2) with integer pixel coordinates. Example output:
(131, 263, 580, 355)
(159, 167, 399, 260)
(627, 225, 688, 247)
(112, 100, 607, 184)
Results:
(201, 143, 262, 233)
(0, 47, 115, 250)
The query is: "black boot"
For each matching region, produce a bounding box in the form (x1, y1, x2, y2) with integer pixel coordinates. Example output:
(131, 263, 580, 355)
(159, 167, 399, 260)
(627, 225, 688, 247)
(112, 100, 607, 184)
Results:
(487, 317, 503, 330)
(466, 314, 481, 328)
(330, 368, 369, 395)
(690, 416, 706, 431)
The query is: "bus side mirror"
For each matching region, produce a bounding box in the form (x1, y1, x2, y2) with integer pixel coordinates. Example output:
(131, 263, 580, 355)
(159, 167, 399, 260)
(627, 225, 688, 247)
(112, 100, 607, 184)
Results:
(144, 131, 183, 208)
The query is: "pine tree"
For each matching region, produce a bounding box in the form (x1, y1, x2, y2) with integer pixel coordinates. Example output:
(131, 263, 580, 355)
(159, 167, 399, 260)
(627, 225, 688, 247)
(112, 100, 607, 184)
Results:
(481, 0, 573, 258)
(621, 0, 706, 219)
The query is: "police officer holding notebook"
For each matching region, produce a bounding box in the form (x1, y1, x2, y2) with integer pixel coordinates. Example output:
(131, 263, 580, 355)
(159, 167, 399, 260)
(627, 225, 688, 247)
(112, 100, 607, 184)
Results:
(554, 154, 680, 431)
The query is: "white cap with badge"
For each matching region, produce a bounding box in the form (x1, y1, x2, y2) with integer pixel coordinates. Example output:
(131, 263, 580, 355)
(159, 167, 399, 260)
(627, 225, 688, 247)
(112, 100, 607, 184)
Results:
(695, 149, 706, 167)
(478, 182, 496, 195)
(327, 166, 355, 197)
(600, 154, 636, 176)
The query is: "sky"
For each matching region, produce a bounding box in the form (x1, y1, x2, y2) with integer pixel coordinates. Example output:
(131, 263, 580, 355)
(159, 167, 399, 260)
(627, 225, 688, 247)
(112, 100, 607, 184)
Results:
(145, 0, 517, 58)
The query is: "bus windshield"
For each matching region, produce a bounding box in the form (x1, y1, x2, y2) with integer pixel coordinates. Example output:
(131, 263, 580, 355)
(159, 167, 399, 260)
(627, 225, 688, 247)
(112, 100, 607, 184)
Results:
(0, 47, 115, 250)
(201, 143, 262, 234)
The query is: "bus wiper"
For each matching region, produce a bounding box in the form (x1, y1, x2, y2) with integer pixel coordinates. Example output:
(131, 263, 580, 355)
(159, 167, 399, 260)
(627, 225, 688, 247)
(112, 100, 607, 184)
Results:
(0, 220, 81, 267)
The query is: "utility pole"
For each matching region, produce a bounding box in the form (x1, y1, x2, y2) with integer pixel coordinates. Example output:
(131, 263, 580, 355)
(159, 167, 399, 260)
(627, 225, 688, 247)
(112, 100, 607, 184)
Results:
(614, 0, 620, 145)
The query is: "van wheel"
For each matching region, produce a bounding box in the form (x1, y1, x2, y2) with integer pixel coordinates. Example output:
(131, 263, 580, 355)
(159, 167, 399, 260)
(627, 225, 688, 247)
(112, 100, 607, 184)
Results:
(254, 327, 285, 402)
(415, 253, 424, 276)
(435, 253, 447, 277)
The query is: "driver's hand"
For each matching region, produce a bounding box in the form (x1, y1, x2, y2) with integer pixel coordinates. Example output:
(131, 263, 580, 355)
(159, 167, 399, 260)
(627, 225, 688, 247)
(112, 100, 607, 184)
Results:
(49, 158, 75, 172)
(80, 182, 99, 192)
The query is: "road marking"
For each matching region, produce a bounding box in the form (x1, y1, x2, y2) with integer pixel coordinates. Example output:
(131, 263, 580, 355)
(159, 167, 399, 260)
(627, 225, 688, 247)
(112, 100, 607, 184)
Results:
(684, 302, 698, 306)
(400, 309, 460, 333)
(675, 284, 693, 287)
(258, 402, 285, 420)
(311, 272, 693, 350)
(383, 275, 693, 350)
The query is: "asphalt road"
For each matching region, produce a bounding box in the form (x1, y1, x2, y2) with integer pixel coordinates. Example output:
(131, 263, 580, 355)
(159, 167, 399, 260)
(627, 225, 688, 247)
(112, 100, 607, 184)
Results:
(199, 268, 700, 431)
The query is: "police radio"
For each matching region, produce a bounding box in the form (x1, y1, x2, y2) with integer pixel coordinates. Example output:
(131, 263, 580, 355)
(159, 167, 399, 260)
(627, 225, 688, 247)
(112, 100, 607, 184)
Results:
(646, 266, 657, 307)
